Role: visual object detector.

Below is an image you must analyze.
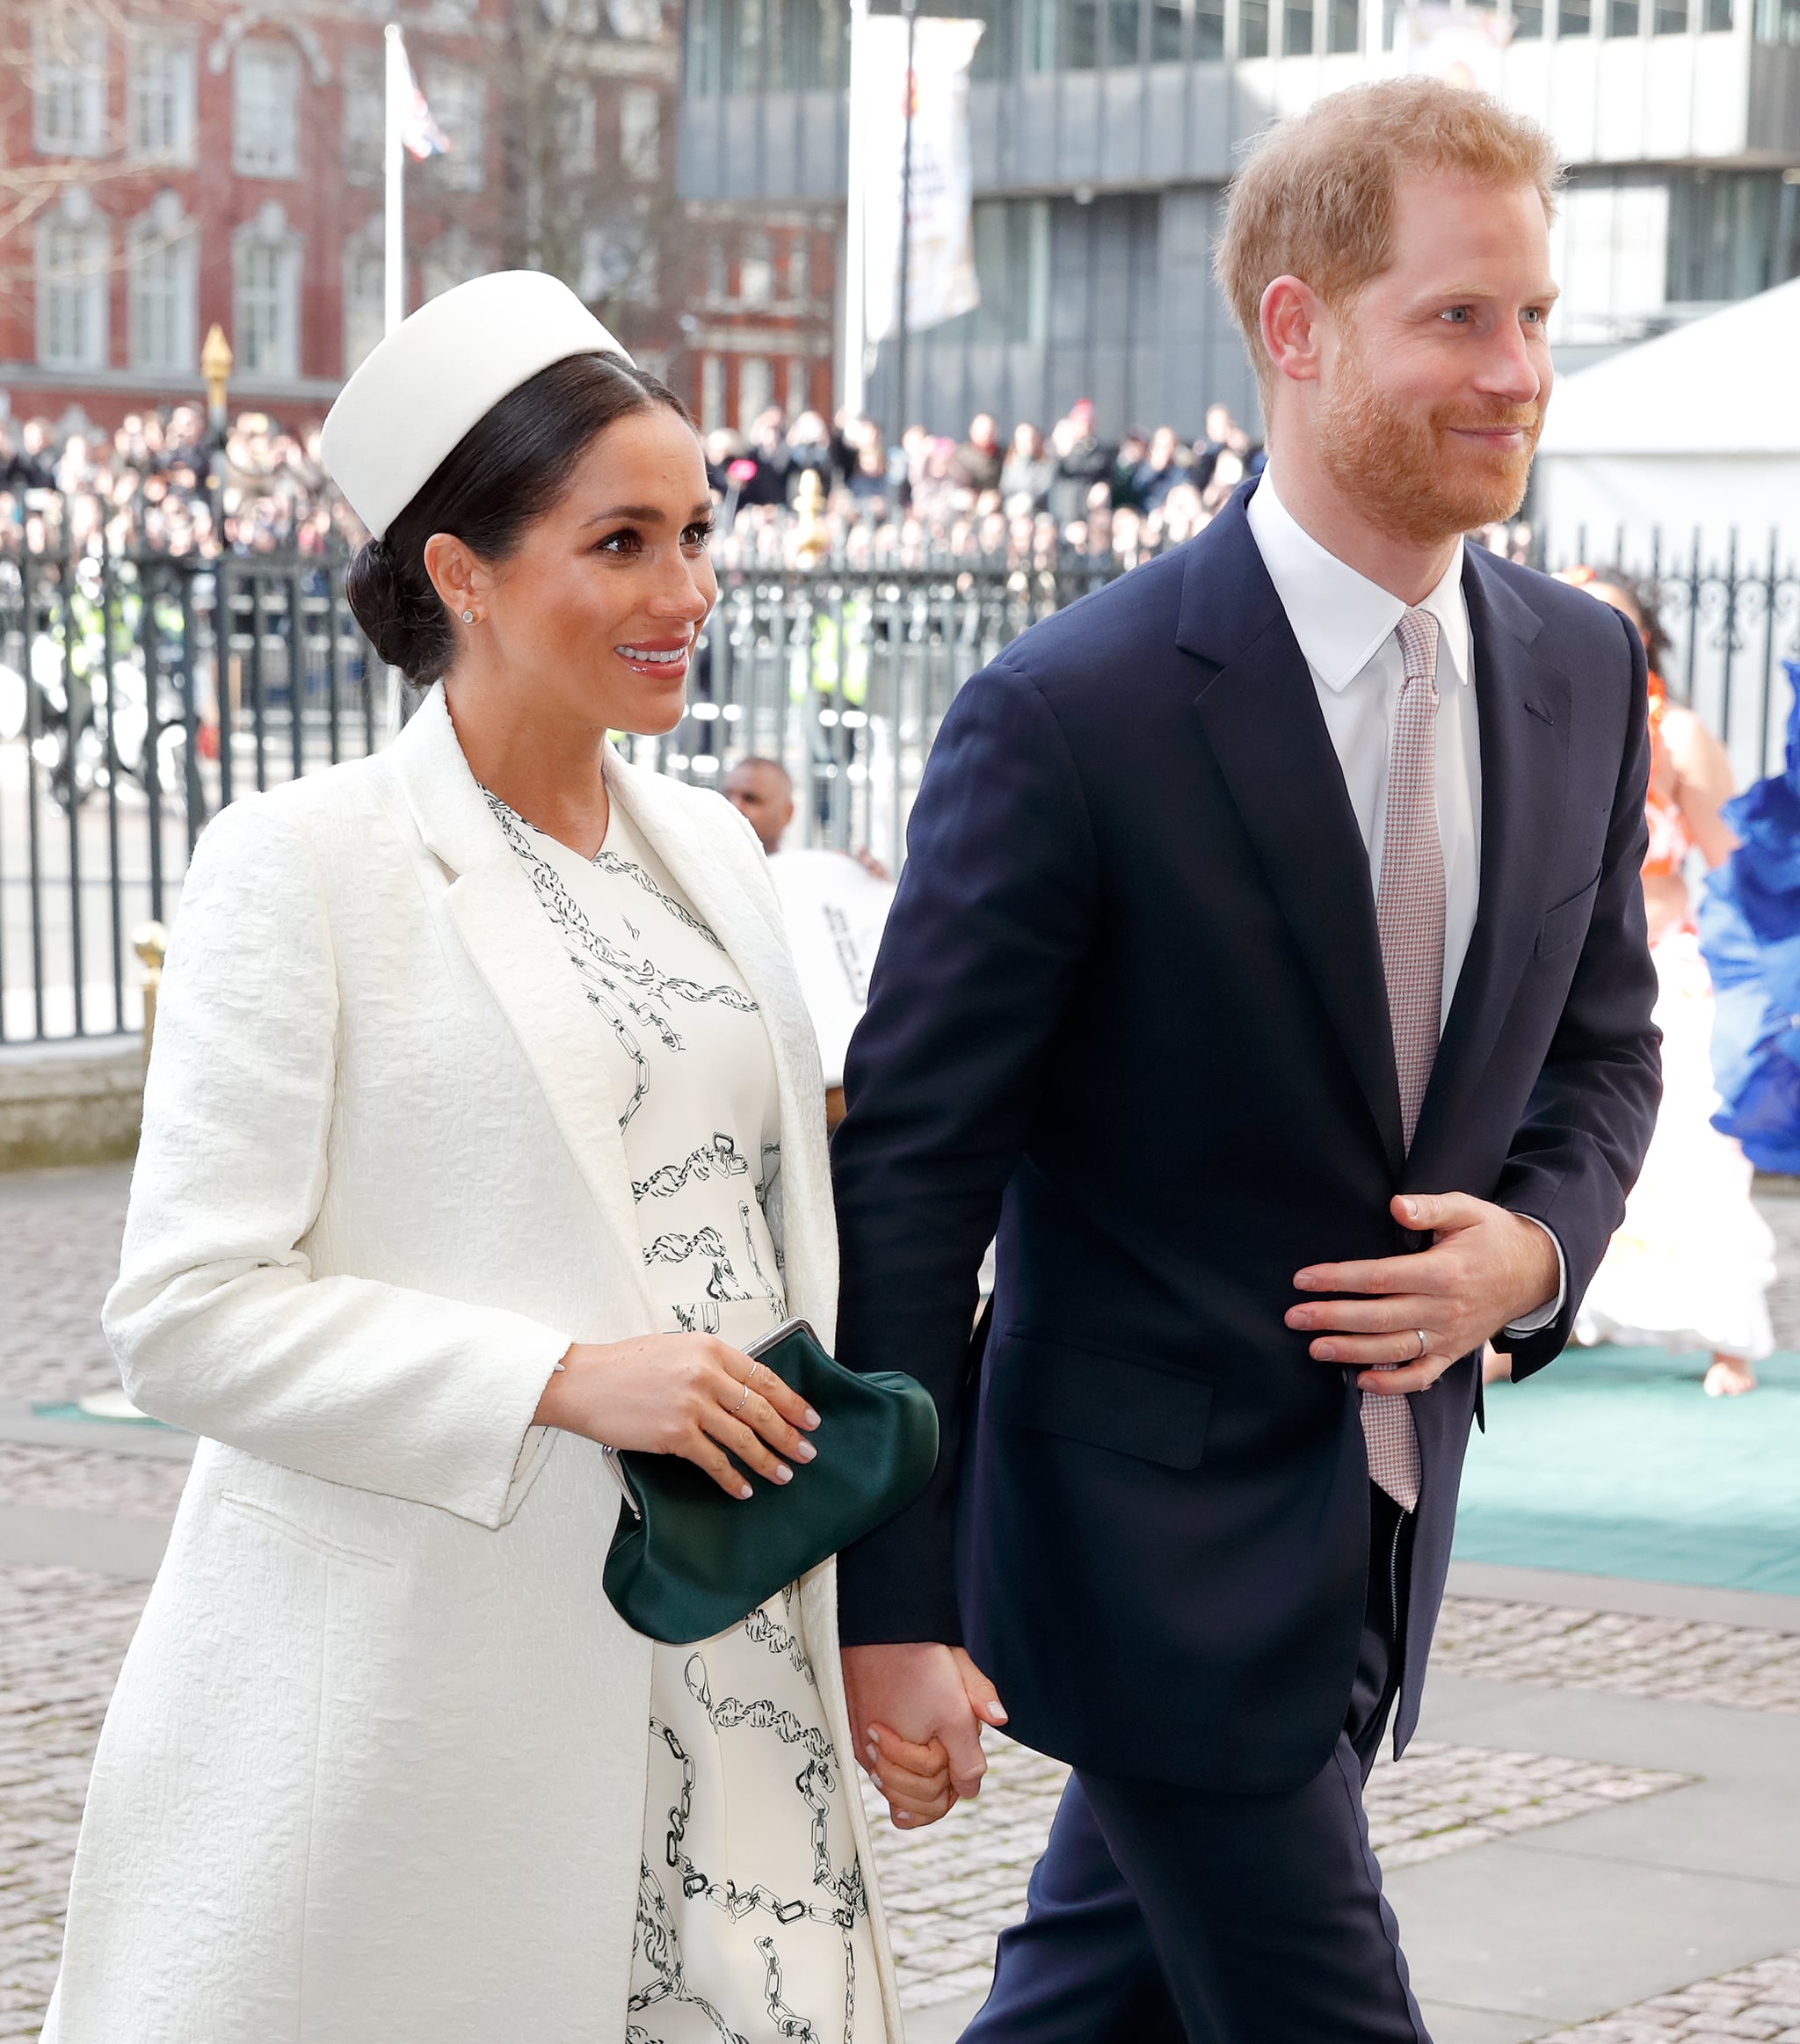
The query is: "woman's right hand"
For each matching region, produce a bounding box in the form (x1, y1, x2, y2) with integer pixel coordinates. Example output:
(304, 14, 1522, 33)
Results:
(534, 1335, 820, 1499)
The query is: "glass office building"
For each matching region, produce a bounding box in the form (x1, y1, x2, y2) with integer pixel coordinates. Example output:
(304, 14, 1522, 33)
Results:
(678, 0, 1800, 435)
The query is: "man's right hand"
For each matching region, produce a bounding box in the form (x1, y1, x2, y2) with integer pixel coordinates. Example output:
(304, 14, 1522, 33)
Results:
(842, 1643, 1007, 1828)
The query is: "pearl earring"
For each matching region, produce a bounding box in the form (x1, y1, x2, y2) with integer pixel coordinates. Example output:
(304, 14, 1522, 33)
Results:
(461, 609, 475, 624)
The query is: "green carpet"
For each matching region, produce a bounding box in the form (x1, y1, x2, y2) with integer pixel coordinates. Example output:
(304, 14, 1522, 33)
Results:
(1454, 1346, 1800, 1597)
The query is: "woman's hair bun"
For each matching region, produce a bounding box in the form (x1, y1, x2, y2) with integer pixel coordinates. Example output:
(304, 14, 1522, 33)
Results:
(345, 534, 454, 685)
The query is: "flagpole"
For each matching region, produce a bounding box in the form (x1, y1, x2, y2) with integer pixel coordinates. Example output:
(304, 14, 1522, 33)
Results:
(383, 23, 406, 337)
(893, 0, 917, 446)
(841, 0, 869, 421)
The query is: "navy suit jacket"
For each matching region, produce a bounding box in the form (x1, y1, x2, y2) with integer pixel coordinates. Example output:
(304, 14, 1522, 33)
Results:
(830, 486, 1661, 1795)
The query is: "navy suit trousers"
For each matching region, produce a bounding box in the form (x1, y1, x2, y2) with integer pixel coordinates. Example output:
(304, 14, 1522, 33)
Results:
(962, 1488, 1428, 2044)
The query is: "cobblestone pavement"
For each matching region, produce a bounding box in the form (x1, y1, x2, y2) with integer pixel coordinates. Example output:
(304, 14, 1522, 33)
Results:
(3, 1169, 1799, 2038)
(0, 1445, 189, 1521)
(860, 1735, 1691, 2011)
(0, 1166, 130, 1408)
(1433, 1598, 1800, 1713)
(1544, 1949, 1800, 2041)
(0, 1567, 150, 2043)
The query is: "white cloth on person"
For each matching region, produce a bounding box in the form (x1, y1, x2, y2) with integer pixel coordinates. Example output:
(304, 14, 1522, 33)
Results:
(1576, 925, 1775, 1363)
(41, 686, 902, 2044)
(320, 271, 632, 538)
(484, 790, 885, 2042)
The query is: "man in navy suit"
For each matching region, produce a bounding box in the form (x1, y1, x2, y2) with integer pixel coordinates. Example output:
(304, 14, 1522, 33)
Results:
(830, 76, 1661, 2042)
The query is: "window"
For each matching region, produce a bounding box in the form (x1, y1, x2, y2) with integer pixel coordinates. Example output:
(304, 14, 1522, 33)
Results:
(621, 86, 660, 178)
(737, 355, 773, 429)
(1757, 0, 1800, 35)
(1327, 0, 1361, 47)
(607, 0, 663, 36)
(1513, 0, 1545, 35)
(969, 199, 1049, 345)
(344, 53, 384, 185)
(36, 199, 108, 368)
(784, 358, 809, 416)
(557, 85, 597, 174)
(1195, 0, 1226, 55)
(1668, 170, 1800, 298)
(1106, 0, 1143, 61)
(1285, 0, 1316, 48)
(234, 206, 301, 378)
(1025, 0, 1060, 66)
(127, 193, 197, 373)
(739, 232, 773, 306)
(1240, 0, 1272, 53)
(423, 228, 487, 303)
(700, 355, 724, 433)
(33, 14, 105, 156)
(580, 218, 656, 302)
(129, 33, 196, 163)
(235, 43, 300, 177)
(1150, 0, 1187, 55)
(786, 236, 809, 302)
(425, 66, 484, 191)
(1607, 0, 1640, 30)
(1557, 0, 1592, 31)
(342, 222, 385, 373)
(1066, 0, 1101, 62)
(707, 238, 729, 302)
(1702, 0, 1731, 25)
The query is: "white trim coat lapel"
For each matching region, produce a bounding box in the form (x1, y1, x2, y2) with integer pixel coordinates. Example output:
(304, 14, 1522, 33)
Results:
(387, 687, 658, 1323)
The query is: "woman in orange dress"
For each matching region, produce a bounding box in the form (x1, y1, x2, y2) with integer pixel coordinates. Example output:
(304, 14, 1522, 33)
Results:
(1567, 571, 1774, 1396)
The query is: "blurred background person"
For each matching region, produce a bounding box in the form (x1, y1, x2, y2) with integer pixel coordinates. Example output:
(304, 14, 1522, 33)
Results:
(1509, 569, 1774, 1396)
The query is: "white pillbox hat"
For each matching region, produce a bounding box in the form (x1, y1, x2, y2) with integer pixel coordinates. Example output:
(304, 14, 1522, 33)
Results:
(320, 270, 635, 540)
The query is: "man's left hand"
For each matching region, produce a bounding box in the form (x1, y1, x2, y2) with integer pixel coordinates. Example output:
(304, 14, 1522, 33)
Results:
(1285, 1194, 1560, 1394)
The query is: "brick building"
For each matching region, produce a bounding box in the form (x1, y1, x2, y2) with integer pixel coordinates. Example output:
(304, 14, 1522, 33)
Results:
(684, 201, 839, 432)
(0, 0, 686, 439)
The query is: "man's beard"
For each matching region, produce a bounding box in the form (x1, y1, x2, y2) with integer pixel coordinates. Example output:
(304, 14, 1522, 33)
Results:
(1314, 337, 1544, 547)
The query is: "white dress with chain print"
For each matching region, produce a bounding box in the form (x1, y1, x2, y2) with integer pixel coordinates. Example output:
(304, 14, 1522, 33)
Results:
(485, 789, 883, 2044)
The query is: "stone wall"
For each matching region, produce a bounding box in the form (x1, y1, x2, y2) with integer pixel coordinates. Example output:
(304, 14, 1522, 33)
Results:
(0, 1041, 142, 1173)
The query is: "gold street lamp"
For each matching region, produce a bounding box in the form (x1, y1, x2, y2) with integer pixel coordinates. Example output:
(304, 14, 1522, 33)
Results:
(200, 324, 233, 440)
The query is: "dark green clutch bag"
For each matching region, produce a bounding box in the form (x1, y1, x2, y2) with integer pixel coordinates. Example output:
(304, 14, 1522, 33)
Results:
(602, 1317, 940, 1645)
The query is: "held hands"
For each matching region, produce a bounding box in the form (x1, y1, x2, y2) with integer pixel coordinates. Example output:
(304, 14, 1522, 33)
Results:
(842, 1643, 1008, 1830)
(1286, 1193, 1560, 1394)
(534, 1335, 821, 1498)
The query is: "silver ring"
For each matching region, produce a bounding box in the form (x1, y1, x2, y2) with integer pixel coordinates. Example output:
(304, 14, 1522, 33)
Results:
(731, 1378, 754, 1415)
(1414, 1329, 1429, 1361)
(747, 1361, 766, 1390)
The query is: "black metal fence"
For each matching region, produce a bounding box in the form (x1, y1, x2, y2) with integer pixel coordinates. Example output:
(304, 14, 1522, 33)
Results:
(3, 523, 1796, 1045)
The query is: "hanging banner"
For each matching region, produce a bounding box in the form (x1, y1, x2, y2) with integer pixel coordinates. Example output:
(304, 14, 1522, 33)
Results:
(852, 14, 984, 345)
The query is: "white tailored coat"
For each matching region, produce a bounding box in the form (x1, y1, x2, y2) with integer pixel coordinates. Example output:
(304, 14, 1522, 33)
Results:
(43, 684, 903, 2044)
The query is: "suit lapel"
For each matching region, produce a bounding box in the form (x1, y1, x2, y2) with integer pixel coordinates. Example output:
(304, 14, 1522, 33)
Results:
(386, 688, 658, 1321)
(1411, 549, 1571, 1175)
(1181, 502, 1406, 1174)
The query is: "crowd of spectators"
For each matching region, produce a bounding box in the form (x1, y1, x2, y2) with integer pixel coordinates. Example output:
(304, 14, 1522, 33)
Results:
(700, 399, 1278, 569)
(2, 391, 1535, 573)
(0, 404, 358, 559)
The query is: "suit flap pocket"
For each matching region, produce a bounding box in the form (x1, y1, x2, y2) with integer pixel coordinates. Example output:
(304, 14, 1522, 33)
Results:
(1535, 870, 1602, 959)
(985, 1331, 1213, 1469)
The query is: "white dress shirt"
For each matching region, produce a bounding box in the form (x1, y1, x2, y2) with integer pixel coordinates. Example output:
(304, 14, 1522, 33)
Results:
(1245, 469, 1563, 1335)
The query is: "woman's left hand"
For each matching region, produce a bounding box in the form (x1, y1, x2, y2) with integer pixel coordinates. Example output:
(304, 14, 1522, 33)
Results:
(863, 1723, 955, 1828)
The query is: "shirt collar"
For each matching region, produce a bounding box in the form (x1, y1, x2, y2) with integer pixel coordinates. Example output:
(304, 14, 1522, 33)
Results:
(1245, 469, 1471, 695)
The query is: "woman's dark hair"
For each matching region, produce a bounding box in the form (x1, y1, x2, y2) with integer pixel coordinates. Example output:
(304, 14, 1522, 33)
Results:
(345, 351, 693, 686)
(1590, 564, 1674, 687)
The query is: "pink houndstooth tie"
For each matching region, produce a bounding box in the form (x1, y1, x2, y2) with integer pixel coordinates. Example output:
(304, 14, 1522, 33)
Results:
(1361, 607, 1443, 1514)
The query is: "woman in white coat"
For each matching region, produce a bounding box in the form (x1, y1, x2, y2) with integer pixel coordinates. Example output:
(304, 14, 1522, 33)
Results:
(45, 273, 947, 2044)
